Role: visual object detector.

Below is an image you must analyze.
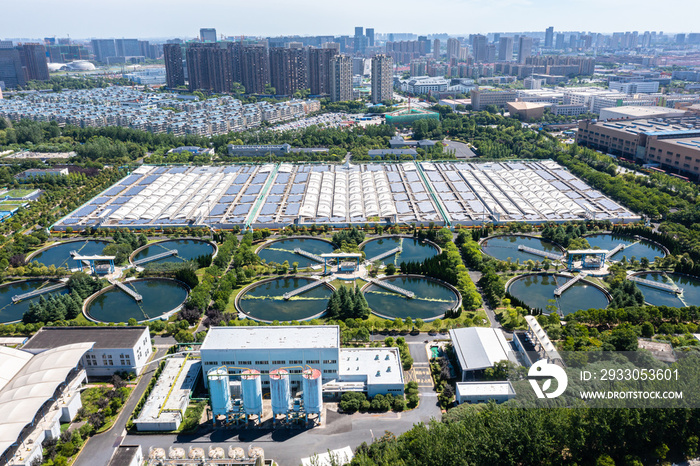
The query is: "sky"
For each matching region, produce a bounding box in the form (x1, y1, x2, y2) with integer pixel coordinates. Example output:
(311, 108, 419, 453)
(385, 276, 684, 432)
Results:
(2, 0, 698, 40)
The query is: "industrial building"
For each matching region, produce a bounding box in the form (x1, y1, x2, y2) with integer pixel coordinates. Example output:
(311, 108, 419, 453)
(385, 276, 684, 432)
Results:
(22, 326, 152, 378)
(577, 116, 700, 179)
(455, 381, 516, 404)
(449, 327, 518, 380)
(200, 326, 404, 407)
(598, 106, 686, 121)
(0, 343, 93, 466)
(53, 160, 639, 231)
(513, 315, 563, 367)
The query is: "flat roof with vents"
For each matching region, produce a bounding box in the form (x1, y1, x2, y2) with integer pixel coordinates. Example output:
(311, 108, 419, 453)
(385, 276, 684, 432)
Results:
(200, 326, 340, 350)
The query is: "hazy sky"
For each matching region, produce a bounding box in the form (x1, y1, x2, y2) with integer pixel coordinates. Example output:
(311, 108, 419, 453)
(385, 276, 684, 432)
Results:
(2, 0, 698, 40)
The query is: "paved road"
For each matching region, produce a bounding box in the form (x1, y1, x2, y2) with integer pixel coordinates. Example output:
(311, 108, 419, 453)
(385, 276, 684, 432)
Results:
(122, 343, 441, 466)
(74, 347, 168, 466)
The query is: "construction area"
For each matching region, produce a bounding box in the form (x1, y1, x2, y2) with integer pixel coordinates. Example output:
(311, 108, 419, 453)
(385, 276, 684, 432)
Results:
(53, 160, 639, 231)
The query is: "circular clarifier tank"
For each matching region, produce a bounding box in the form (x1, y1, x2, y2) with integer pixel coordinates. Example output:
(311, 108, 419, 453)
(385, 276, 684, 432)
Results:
(28, 240, 111, 269)
(480, 235, 564, 263)
(362, 275, 460, 321)
(236, 277, 334, 322)
(0, 279, 71, 324)
(584, 234, 666, 263)
(360, 236, 439, 266)
(629, 272, 700, 308)
(85, 278, 188, 323)
(256, 237, 335, 268)
(506, 273, 610, 316)
(130, 239, 216, 266)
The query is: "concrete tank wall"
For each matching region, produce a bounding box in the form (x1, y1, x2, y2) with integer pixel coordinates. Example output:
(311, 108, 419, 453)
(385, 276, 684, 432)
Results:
(208, 367, 232, 416)
(270, 369, 292, 416)
(302, 368, 323, 414)
(241, 369, 263, 415)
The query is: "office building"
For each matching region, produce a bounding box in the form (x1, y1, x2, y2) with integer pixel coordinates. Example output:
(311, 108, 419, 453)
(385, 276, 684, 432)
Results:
(240, 44, 270, 94)
(470, 87, 518, 110)
(354, 26, 367, 54)
(330, 54, 352, 101)
(545, 27, 554, 47)
(433, 39, 441, 59)
(19, 44, 49, 81)
(0, 49, 26, 88)
(91, 39, 117, 63)
(371, 54, 393, 104)
(200, 326, 404, 397)
(555, 33, 565, 50)
(447, 38, 461, 59)
(308, 47, 337, 95)
(22, 326, 153, 378)
(186, 42, 234, 93)
(366, 28, 375, 47)
(200, 28, 217, 42)
(269, 47, 308, 95)
(115, 39, 140, 57)
(518, 36, 533, 64)
(609, 81, 660, 94)
(472, 34, 488, 63)
(163, 43, 185, 88)
(499, 37, 513, 62)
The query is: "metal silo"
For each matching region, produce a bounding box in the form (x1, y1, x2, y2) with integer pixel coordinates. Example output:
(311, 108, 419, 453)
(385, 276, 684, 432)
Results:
(270, 369, 292, 416)
(241, 369, 263, 416)
(302, 368, 323, 414)
(208, 367, 232, 416)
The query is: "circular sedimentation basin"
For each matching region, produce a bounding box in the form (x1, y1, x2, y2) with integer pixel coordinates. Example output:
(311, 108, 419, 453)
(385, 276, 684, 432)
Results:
(584, 233, 667, 263)
(0, 279, 70, 324)
(130, 238, 217, 266)
(256, 237, 334, 268)
(506, 273, 610, 316)
(359, 235, 439, 266)
(479, 234, 564, 263)
(629, 271, 700, 307)
(27, 239, 112, 269)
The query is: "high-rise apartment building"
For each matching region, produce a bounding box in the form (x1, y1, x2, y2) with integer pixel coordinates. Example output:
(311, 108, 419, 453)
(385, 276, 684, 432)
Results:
(518, 36, 533, 64)
(499, 37, 513, 62)
(20, 44, 49, 81)
(330, 54, 352, 102)
(308, 47, 338, 96)
(544, 27, 554, 47)
(91, 39, 117, 63)
(200, 28, 217, 43)
(485, 44, 496, 63)
(163, 43, 185, 88)
(447, 38, 461, 59)
(115, 39, 140, 57)
(185, 42, 233, 93)
(555, 33, 565, 50)
(433, 39, 440, 59)
(269, 47, 308, 96)
(0, 48, 26, 88)
(240, 44, 270, 94)
(371, 54, 392, 104)
(472, 34, 488, 62)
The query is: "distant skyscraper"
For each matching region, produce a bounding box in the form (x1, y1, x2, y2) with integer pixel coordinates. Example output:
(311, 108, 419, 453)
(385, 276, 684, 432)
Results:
(186, 42, 233, 93)
(485, 44, 496, 63)
(371, 54, 392, 104)
(330, 54, 352, 102)
(518, 36, 533, 64)
(309, 47, 338, 95)
(269, 47, 307, 95)
(163, 43, 185, 88)
(555, 33, 565, 50)
(200, 28, 217, 42)
(240, 44, 270, 94)
(499, 37, 513, 61)
(91, 39, 117, 63)
(354, 27, 367, 54)
(433, 39, 440, 59)
(20, 44, 49, 81)
(447, 38, 461, 59)
(366, 28, 375, 47)
(115, 39, 140, 57)
(418, 36, 431, 55)
(352, 57, 365, 75)
(0, 48, 26, 88)
(472, 34, 487, 62)
(545, 27, 554, 47)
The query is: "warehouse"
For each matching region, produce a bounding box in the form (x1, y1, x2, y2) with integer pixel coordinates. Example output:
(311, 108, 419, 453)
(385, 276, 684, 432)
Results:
(200, 326, 403, 396)
(22, 326, 152, 378)
(455, 381, 516, 404)
(449, 327, 518, 380)
(53, 160, 639, 231)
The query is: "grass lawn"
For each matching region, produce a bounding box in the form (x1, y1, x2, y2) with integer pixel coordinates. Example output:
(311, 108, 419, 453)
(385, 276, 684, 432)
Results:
(4, 188, 36, 198)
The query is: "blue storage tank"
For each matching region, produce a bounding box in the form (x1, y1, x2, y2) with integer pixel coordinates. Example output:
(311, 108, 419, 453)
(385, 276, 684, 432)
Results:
(302, 368, 323, 414)
(208, 367, 232, 416)
(241, 369, 263, 416)
(270, 369, 292, 416)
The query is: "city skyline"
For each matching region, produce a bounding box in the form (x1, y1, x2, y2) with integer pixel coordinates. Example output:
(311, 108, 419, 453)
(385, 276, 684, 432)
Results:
(2, 0, 699, 40)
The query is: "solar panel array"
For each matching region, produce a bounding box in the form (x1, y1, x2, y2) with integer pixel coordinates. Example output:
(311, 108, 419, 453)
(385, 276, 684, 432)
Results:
(54, 161, 639, 229)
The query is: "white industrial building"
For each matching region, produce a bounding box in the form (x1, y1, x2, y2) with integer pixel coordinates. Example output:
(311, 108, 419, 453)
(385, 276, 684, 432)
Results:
(200, 326, 404, 397)
(455, 381, 516, 404)
(449, 327, 518, 380)
(22, 326, 152, 378)
(609, 81, 660, 94)
(54, 160, 640, 231)
(0, 343, 92, 466)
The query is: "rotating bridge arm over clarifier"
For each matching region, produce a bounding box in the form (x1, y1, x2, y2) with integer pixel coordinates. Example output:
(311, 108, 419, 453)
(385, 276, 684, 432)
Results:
(11, 282, 67, 303)
(366, 277, 415, 298)
(108, 278, 143, 302)
(517, 244, 564, 261)
(133, 249, 178, 265)
(367, 246, 402, 263)
(628, 275, 681, 294)
(553, 273, 586, 297)
(282, 277, 332, 300)
(293, 248, 324, 263)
